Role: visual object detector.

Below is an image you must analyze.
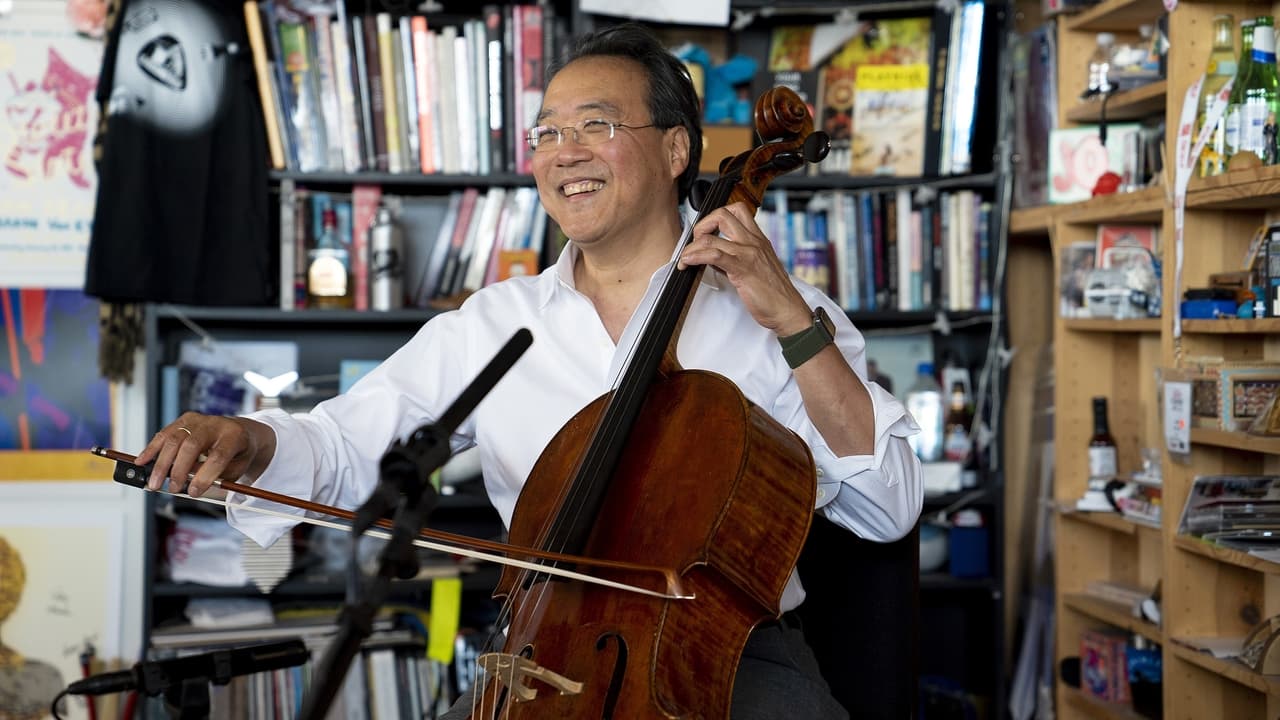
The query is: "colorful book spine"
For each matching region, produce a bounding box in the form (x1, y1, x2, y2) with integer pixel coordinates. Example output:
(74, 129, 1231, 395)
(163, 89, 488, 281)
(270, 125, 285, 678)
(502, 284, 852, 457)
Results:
(376, 13, 403, 174)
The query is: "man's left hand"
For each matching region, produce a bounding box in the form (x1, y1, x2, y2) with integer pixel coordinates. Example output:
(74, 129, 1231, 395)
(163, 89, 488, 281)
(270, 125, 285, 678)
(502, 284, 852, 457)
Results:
(679, 202, 812, 336)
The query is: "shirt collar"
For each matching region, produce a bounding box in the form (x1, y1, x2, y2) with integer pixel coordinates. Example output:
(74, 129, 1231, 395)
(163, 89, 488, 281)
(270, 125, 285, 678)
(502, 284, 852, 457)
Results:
(540, 214, 726, 309)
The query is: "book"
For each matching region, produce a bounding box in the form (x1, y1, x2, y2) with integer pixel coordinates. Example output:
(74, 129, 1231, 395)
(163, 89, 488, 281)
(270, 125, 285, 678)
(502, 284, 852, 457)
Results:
(376, 13, 403, 174)
(351, 185, 383, 311)
(350, 15, 377, 170)
(414, 191, 463, 305)
(273, 6, 328, 172)
(513, 5, 544, 175)
(847, 16, 933, 177)
(311, 10, 344, 170)
(1095, 225, 1158, 272)
(243, 1, 286, 169)
(483, 6, 506, 175)
(398, 16, 420, 175)
(461, 187, 506, 292)
(329, 16, 363, 173)
(360, 15, 388, 172)
(466, 18, 490, 175)
(410, 16, 436, 174)
(947, 0, 987, 174)
(436, 25, 460, 174)
(396, 194, 451, 303)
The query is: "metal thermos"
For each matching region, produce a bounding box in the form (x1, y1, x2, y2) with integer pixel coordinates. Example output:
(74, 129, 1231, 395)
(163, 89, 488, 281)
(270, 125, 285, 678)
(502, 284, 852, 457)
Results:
(369, 205, 404, 311)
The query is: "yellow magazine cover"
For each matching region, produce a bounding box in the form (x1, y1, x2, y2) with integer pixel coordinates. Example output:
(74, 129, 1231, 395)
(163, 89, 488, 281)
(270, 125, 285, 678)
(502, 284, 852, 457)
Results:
(833, 17, 932, 177)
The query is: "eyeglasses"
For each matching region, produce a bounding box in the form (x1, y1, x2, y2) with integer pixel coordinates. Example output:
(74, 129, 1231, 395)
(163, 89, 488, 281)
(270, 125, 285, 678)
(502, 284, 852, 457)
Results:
(526, 118, 658, 152)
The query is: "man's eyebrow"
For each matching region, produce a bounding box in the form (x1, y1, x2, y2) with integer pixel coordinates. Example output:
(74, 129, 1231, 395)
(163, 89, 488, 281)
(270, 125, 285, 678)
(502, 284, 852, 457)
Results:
(536, 101, 624, 124)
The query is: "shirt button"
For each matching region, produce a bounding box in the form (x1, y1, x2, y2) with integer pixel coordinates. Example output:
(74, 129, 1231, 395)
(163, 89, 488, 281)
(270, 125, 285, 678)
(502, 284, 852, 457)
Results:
(816, 468, 825, 478)
(817, 487, 826, 500)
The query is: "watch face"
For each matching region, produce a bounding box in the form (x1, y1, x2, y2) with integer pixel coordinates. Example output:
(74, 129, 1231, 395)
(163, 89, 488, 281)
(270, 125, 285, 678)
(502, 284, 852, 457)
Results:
(815, 306, 835, 337)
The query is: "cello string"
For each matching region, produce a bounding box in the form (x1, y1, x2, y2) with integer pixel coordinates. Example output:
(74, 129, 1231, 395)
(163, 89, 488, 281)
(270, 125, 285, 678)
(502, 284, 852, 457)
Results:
(467, 176, 739, 715)
(541, 173, 736, 552)
(509, 175, 733, 596)
(511, 174, 736, 632)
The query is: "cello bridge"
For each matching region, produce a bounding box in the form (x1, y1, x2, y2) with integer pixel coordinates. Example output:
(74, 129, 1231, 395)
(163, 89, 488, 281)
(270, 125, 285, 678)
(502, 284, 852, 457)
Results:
(476, 652, 584, 702)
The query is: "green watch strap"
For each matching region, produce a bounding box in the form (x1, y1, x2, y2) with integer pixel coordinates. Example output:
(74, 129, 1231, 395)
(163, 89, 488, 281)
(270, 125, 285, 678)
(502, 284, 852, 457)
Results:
(778, 307, 835, 369)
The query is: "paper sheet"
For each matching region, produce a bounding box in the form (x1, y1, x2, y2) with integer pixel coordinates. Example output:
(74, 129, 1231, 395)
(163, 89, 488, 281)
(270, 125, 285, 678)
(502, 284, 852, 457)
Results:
(579, 0, 730, 27)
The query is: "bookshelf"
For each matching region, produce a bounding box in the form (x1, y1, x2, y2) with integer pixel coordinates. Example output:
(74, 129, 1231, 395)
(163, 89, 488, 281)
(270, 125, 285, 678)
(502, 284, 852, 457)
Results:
(135, 0, 1017, 716)
(1010, 0, 1280, 717)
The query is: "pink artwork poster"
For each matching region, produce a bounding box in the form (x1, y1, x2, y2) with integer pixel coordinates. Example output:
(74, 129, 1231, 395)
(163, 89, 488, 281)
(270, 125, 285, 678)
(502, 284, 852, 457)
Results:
(0, 2, 103, 288)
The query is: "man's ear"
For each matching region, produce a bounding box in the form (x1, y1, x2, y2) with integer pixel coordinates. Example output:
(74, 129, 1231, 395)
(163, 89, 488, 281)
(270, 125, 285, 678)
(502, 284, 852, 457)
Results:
(667, 126, 691, 180)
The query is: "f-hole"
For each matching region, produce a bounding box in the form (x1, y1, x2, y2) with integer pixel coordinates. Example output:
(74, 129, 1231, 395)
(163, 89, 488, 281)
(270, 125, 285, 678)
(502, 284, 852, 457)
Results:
(595, 632, 628, 720)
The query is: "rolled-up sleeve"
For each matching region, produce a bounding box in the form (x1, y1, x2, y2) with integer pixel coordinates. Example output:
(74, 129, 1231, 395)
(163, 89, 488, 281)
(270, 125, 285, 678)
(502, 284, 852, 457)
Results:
(769, 292, 924, 543)
(802, 379, 923, 542)
(226, 407, 373, 548)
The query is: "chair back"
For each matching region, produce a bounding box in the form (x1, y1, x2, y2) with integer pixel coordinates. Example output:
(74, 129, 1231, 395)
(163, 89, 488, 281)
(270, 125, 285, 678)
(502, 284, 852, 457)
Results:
(795, 515, 921, 718)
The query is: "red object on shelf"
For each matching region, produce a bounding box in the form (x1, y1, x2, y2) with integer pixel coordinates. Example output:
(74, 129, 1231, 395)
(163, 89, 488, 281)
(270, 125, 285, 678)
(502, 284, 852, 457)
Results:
(1091, 171, 1123, 196)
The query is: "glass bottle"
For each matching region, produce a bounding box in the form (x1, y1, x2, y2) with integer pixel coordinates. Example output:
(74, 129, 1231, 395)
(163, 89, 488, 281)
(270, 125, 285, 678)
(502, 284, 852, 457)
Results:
(1198, 14, 1237, 177)
(1240, 16, 1280, 165)
(1085, 32, 1117, 98)
(943, 381, 973, 462)
(1225, 18, 1257, 161)
(905, 363, 944, 462)
(1088, 396, 1118, 482)
(307, 207, 354, 309)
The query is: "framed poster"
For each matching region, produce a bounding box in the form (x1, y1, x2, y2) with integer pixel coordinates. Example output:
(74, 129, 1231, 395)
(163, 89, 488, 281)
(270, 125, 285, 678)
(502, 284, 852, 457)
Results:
(0, 288, 110, 480)
(0, 484, 126, 720)
(0, 1, 102, 288)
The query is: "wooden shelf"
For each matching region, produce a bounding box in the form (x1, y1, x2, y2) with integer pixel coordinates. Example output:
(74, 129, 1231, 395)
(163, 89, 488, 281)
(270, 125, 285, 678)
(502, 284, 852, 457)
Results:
(1063, 317, 1162, 333)
(1190, 428, 1280, 455)
(270, 170, 535, 187)
(1059, 507, 1158, 535)
(1064, 0, 1167, 32)
(1174, 534, 1280, 575)
(1009, 205, 1055, 236)
(1180, 318, 1280, 335)
(1187, 165, 1280, 210)
(1168, 640, 1280, 696)
(153, 304, 443, 325)
(1062, 686, 1149, 720)
(1065, 81, 1167, 123)
(1064, 592, 1162, 642)
(1060, 186, 1166, 225)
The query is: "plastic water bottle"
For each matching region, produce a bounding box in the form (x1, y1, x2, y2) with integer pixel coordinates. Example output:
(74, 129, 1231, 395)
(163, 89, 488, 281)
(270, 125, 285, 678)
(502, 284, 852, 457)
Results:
(1086, 32, 1116, 97)
(906, 362, 945, 462)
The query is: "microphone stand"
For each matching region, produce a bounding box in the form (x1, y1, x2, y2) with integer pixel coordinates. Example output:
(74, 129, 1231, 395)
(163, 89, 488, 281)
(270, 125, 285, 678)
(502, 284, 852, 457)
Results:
(298, 329, 532, 720)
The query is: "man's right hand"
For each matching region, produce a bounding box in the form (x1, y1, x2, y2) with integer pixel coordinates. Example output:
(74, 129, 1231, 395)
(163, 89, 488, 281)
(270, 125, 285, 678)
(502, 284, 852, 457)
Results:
(134, 412, 276, 497)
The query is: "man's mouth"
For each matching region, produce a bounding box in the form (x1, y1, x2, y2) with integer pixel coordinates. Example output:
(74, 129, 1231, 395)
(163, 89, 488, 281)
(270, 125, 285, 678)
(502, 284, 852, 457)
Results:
(561, 180, 605, 197)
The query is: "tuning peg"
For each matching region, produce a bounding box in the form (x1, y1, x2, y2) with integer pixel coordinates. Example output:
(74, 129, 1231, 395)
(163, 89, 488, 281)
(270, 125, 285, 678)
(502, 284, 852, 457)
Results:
(804, 132, 831, 163)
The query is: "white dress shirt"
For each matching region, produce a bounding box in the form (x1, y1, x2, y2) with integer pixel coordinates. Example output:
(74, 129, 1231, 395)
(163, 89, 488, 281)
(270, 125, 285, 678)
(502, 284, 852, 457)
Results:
(228, 243, 923, 611)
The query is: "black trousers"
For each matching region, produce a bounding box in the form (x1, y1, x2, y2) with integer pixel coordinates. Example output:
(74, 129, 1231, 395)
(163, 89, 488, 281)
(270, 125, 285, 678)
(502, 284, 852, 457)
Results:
(437, 615, 848, 719)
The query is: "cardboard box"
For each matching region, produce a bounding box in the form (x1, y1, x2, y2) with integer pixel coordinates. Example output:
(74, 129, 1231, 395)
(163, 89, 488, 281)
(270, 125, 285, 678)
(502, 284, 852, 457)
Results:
(1080, 629, 1131, 703)
(700, 125, 753, 174)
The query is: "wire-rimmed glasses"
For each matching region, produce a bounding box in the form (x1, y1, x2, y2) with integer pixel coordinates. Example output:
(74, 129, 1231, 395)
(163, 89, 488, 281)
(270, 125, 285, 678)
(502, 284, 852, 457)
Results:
(526, 118, 658, 152)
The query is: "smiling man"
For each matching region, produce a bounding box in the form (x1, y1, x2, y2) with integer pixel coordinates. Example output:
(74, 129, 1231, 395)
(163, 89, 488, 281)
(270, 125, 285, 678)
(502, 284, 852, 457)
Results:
(135, 22, 921, 720)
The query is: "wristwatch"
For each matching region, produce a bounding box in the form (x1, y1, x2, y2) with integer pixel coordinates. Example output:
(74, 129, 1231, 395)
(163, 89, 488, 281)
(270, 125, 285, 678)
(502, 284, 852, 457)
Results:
(778, 306, 836, 369)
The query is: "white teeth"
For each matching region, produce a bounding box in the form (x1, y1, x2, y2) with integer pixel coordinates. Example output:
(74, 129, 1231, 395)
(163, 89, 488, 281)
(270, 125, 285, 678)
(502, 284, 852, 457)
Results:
(562, 180, 604, 196)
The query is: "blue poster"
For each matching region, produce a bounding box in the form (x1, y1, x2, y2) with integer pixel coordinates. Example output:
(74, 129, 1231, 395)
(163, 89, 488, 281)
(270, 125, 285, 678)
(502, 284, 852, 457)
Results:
(0, 288, 109, 450)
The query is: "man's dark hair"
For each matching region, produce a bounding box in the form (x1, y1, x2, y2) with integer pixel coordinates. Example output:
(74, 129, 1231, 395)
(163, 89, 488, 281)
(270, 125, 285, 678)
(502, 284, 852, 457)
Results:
(549, 23, 703, 204)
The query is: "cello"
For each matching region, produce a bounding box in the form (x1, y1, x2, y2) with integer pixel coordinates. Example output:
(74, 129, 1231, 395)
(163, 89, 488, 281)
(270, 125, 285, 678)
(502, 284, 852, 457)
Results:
(466, 85, 830, 719)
